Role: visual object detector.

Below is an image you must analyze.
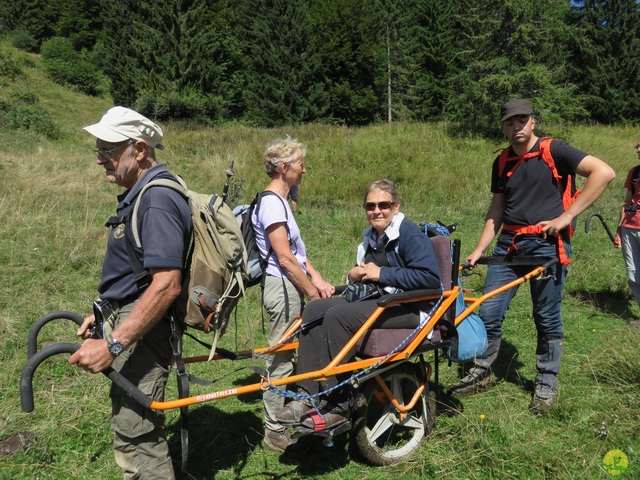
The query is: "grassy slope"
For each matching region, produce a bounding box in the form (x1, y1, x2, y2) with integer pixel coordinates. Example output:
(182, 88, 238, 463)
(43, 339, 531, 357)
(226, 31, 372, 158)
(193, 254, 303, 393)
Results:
(1, 41, 639, 479)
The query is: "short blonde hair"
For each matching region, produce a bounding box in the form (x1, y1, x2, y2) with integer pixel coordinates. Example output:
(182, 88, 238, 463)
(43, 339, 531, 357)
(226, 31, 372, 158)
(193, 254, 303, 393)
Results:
(263, 136, 307, 178)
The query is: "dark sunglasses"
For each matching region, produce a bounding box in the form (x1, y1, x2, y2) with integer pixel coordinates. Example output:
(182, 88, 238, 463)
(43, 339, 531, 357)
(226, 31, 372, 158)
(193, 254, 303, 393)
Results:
(94, 139, 134, 160)
(364, 201, 395, 212)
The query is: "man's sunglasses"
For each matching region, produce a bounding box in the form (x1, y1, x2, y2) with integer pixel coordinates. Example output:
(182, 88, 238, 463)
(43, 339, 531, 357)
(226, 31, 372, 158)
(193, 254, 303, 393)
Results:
(364, 201, 395, 211)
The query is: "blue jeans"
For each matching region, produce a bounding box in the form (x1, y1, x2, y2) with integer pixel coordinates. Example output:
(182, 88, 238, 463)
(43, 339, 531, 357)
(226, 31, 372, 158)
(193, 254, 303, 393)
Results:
(480, 234, 569, 339)
(477, 234, 569, 389)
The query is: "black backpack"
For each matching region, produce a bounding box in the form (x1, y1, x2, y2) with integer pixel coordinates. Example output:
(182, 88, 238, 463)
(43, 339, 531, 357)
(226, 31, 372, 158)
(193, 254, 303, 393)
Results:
(237, 191, 290, 287)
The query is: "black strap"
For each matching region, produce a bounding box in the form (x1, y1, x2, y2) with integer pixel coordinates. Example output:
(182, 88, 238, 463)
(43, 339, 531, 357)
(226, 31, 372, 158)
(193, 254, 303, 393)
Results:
(631, 165, 640, 196)
(168, 315, 189, 474)
(125, 230, 152, 290)
(625, 204, 640, 212)
(253, 191, 292, 278)
(105, 215, 126, 227)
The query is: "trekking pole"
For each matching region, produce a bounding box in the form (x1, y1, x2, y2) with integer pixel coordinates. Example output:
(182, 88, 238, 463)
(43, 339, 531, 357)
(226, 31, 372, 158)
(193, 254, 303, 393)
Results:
(585, 212, 618, 246)
(222, 159, 235, 204)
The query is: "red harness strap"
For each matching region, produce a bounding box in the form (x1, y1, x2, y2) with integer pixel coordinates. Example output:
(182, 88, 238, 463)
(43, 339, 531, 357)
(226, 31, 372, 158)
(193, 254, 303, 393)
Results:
(502, 224, 570, 266)
(498, 138, 580, 239)
(497, 138, 577, 266)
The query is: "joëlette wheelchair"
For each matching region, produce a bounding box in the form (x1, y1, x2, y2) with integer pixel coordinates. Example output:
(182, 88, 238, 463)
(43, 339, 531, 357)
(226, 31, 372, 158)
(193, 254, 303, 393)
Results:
(21, 234, 558, 466)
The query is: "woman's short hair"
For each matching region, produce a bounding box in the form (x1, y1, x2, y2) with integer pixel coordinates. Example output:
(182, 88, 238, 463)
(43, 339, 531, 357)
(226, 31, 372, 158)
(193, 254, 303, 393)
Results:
(263, 136, 307, 178)
(364, 179, 400, 205)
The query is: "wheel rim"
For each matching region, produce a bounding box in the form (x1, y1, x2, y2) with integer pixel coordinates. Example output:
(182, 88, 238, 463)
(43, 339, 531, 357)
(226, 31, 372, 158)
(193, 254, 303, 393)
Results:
(357, 365, 430, 464)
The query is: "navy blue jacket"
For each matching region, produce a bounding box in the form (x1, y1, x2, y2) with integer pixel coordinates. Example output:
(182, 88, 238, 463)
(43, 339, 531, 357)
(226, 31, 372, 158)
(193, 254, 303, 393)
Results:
(356, 213, 441, 291)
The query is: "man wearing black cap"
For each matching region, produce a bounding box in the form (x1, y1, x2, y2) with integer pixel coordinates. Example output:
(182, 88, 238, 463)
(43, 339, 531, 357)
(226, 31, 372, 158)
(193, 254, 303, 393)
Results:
(69, 107, 192, 478)
(450, 99, 615, 414)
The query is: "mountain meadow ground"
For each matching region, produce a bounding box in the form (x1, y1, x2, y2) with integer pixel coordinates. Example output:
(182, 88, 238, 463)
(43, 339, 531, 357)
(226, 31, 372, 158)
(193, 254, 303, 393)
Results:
(1, 41, 639, 479)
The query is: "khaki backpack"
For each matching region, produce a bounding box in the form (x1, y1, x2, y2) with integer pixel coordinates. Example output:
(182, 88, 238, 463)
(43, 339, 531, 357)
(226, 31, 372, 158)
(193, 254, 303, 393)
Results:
(129, 175, 248, 358)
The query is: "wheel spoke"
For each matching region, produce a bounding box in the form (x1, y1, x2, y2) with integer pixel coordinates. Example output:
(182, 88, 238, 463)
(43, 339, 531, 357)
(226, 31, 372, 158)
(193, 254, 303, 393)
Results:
(366, 410, 395, 443)
(401, 412, 424, 430)
(390, 375, 404, 401)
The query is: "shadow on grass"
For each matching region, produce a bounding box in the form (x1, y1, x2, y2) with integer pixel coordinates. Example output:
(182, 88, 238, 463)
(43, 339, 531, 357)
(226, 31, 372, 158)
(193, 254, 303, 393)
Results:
(169, 404, 266, 479)
(492, 339, 531, 391)
(434, 381, 465, 416)
(169, 404, 354, 478)
(168, 379, 351, 478)
(569, 288, 635, 320)
(231, 370, 264, 403)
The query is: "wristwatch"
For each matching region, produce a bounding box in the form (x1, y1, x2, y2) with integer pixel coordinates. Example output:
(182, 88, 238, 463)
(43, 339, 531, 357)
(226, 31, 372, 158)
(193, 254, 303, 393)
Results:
(106, 334, 125, 357)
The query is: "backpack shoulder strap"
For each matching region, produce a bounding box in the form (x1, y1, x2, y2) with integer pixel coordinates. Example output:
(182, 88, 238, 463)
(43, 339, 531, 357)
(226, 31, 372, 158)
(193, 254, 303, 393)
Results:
(130, 177, 188, 248)
(497, 138, 550, 181)
(254, 190, 290, 237)
(631, 165, 640, 194)
(125, 176, 189, 290)
(537, 138, 560, 181)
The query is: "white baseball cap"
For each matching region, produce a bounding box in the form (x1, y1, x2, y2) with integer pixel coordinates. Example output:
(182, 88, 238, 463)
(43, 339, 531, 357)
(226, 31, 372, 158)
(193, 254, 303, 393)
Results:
(83, 106, 164, 149)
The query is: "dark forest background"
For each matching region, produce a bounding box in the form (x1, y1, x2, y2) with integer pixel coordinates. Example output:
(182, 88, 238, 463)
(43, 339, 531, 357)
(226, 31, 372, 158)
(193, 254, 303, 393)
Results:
(2, 0, 639, 130)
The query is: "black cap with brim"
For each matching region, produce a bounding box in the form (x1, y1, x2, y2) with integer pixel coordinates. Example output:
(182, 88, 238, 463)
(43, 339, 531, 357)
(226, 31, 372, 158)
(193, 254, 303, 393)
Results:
(501, 99, 533, 122)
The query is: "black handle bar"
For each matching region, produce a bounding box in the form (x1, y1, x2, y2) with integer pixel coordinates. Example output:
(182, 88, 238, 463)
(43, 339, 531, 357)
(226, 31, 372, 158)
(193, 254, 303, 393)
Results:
(21, 342, 152, 413)
(585, 212, 616, 244)
(27, 311, 84, 359)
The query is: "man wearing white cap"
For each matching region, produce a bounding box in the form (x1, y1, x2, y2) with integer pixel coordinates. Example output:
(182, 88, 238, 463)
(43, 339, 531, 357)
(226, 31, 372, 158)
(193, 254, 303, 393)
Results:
(69, 107, 192, 479)
(451, 99, 615, 414)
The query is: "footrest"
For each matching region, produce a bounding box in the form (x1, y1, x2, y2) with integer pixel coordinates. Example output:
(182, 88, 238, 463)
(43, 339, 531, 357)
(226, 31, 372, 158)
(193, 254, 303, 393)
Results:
(294, 420, 352, 437)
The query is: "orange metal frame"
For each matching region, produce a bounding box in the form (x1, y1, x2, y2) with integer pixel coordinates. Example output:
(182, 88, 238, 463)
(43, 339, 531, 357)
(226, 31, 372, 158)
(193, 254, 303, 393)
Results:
(148, 262, 552, 412)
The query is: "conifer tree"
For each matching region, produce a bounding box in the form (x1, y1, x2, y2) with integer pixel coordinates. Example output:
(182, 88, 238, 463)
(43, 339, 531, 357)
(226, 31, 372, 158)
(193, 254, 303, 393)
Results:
(447, 0, 585, 134)
(380, 0, 462, 121)
(235, 0, 327, 126)
(570, 0, 640, 124)
(99, 0, 242, 121)
(308, 0, 381, 125)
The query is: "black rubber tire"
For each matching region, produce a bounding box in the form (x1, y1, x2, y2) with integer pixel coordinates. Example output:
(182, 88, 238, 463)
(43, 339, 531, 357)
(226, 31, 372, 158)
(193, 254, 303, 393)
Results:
(353, 363, 435, 466)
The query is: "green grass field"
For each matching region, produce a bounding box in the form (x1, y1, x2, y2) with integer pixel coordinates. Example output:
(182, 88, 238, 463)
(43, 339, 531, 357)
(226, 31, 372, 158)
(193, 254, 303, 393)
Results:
(1, 42, 639, 479)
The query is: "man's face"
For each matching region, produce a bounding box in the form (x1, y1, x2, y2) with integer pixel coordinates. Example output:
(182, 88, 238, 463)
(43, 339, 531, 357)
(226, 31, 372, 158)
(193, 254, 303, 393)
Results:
(94, 139, 139, 189)
(501, 114, 535, 146)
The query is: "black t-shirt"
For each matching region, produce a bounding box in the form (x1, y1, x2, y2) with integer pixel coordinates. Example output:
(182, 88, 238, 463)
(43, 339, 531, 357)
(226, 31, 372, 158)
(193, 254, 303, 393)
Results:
(491, 138, 587, 226)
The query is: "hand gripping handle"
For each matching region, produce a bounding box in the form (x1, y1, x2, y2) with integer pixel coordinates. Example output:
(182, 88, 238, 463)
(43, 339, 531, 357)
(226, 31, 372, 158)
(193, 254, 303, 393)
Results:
(21, 342, 152, 413)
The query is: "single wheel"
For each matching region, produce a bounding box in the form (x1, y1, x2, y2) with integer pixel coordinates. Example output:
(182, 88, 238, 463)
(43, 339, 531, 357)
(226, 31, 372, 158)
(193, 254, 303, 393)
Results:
(353, 362, 435, 466)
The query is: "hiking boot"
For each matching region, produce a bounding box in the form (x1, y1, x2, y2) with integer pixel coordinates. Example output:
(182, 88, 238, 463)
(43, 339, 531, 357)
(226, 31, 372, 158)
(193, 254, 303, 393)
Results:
(263, 428, 309, 454)
(276, 400, 310, 426)
(448, 367, 492, 396)
(299, 404, 349, 432)
(528, 384, 558, 415)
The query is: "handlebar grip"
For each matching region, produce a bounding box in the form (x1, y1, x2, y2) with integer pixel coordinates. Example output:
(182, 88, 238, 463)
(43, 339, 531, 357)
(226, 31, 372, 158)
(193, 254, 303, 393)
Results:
(27, 311, 83, 359)
(21, 343, 79, 412)
(21, 342, 153, 413)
